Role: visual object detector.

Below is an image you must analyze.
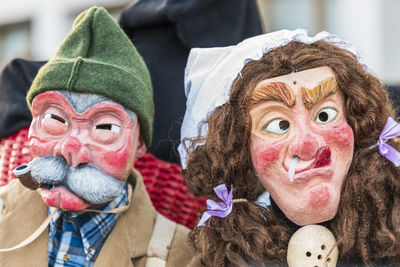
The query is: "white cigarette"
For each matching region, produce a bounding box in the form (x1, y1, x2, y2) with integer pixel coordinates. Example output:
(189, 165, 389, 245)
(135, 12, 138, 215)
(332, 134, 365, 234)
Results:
(288, 156, 299, 182)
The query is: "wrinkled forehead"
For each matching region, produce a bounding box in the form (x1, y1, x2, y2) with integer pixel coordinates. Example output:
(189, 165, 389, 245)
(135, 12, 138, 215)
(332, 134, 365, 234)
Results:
(251, 66, 338, 109)
(32, 90, 136, 118)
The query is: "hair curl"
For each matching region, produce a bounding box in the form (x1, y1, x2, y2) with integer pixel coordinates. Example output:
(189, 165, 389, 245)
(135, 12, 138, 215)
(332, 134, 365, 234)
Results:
(182, 41, 400, 266)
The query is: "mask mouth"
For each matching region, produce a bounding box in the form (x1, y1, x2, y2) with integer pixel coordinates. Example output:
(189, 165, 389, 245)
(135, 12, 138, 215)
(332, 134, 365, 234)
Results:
(288, 146, 332, 182)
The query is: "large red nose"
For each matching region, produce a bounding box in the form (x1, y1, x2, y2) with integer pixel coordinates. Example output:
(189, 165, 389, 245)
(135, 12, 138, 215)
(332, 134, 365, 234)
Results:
(54, 136, 90, 168)
(288, 132, 319, 161)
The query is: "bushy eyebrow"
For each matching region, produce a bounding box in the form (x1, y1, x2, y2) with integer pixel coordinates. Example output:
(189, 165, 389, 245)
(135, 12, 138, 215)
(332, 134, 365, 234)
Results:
(250, 82, 296, 107)
(301, 77, 338, 109)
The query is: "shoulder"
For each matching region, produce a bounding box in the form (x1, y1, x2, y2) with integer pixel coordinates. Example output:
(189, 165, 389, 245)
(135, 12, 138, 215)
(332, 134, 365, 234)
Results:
(186, 254, 205, 267)
(169, 225, 204, 267)
(0, 179, 47, 257)
(0, 179, 46, 222)
(166, 221, 197, 266)
(146, 212, 195, 266)
(0, 179, 42, 210)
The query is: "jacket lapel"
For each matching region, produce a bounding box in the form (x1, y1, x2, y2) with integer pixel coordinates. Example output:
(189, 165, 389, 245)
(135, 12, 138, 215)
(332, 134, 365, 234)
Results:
(94, 169, 156, 267)
(0, 179, 48, 266)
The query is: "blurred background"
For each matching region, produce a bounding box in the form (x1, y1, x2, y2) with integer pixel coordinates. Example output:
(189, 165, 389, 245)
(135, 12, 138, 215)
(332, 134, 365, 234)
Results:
(0, 0, 398, 86)
(0, 0, 132, 67)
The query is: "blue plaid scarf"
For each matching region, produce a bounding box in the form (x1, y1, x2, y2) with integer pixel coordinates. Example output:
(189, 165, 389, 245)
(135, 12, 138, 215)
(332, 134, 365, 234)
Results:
(48, 182, 128, 267)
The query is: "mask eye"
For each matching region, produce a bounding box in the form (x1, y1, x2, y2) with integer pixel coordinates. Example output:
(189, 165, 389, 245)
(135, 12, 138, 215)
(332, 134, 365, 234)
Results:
(91, 114, 124, 144)
(44, 113, 69, 125)
(316, 108, 337, 124)
(94, 124, 121, 133)
(91, 123, 122, 144)
(41, 113, 69, 136)
(263, 118, 290, 134)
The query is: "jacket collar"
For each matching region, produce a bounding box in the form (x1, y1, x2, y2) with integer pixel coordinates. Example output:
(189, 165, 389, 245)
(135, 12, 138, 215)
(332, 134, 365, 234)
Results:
(94, 169, 156, 266)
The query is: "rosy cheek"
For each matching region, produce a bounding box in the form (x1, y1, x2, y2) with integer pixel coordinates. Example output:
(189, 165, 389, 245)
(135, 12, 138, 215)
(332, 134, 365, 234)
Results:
(29, 138, 55, 158)
(92, 133, 135, 180)
(100, 148, 131, 179)
(252, 143, 284, 173)
(323, 122, 354, 149)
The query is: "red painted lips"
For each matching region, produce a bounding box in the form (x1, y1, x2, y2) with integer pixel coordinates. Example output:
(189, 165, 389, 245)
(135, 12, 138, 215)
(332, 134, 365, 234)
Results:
(313, 146, 331, 168)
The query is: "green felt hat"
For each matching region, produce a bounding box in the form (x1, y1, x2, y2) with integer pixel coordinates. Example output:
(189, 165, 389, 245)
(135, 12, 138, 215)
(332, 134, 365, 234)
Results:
(27, 6, 154, 146)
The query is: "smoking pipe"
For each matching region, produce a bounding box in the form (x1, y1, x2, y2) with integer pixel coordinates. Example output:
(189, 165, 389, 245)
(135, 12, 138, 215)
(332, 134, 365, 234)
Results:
(13, 163, 41, 190)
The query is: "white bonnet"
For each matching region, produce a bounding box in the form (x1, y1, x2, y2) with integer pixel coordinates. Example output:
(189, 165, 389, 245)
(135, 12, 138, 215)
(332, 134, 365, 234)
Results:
(178, 29, 366, 168)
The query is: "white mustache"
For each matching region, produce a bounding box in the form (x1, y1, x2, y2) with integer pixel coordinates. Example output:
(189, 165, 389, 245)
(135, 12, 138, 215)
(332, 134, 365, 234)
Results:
(29, 156, 125, 204)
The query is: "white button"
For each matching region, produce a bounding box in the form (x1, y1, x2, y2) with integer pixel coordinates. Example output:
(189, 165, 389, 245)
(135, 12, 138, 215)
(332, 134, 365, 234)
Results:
(287, 225, 338, 267)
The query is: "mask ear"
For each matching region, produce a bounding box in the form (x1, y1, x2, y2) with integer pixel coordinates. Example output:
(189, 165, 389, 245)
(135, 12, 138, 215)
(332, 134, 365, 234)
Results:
(135, 137, 147, 159)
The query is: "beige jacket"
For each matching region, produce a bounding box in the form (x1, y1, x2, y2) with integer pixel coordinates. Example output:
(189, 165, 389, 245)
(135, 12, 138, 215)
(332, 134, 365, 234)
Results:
(0, 170, 195, 267)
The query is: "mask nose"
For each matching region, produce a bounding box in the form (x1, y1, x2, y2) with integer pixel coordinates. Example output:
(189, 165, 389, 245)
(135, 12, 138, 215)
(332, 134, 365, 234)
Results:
(54, 135, 90, 168)
(288, 132, 319, 161)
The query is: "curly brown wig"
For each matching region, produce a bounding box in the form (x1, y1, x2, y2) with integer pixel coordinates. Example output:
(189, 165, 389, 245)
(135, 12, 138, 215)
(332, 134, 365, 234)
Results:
(182, 40, 400, 266)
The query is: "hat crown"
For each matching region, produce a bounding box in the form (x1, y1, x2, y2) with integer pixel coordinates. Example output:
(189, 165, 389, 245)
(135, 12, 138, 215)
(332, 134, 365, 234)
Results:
(54, 6, 149, 87)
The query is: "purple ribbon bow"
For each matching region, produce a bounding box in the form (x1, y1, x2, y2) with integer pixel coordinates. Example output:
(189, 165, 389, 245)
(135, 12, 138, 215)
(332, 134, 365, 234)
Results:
(373, 117, 400, 166)
(197, 184, 233, 227)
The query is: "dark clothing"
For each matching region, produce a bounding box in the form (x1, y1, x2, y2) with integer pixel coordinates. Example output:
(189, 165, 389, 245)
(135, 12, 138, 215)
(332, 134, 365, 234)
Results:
(0, 59, 44, 139)
(387, 85, 400, 117)
(119, 0, 263, 163)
